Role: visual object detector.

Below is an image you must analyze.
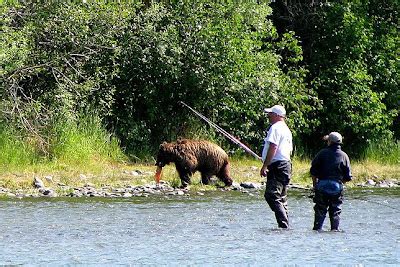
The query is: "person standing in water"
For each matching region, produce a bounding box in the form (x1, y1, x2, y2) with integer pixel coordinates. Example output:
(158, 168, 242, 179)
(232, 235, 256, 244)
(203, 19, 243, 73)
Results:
(310, 132, 352, 231)
(260, 105, 293, 229)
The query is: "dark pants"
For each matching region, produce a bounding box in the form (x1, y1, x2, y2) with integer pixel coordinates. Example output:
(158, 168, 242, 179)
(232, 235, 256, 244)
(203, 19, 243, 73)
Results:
(264, 161, 291, 228)
(313, 190, 343, 230)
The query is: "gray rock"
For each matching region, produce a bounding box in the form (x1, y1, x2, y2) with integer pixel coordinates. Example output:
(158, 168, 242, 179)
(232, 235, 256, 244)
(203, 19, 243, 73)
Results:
(230, 182, 242, 190)
(240, 182, 262, 189)
(377, 181, 389, 188)
(42, 189, 57, 197)
(0, 187, 9, 193)
(123, 192, 133, 198)
(33, 177, 45, 189)
(131, 171, 140, 176)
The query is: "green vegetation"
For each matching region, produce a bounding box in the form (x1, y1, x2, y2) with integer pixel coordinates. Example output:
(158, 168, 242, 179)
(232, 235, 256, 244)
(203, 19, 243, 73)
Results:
(49, 115, 126, 166)
(1, 1, 399, 189)
(363, 140, 400, 165)
(0, 115, 125, 173)
(0, 124, 38, 169)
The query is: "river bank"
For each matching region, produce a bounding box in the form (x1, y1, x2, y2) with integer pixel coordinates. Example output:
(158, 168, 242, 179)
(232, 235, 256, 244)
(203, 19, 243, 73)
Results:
(1, 179, 399, 199)
(0, 159, 399, 198)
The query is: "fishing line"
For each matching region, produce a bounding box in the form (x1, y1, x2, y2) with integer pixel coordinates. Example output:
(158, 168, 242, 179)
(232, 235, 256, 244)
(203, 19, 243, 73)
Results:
(307, 190, 400, 211)
(351, 196, 399, 211)
(179, 101, 262, 161)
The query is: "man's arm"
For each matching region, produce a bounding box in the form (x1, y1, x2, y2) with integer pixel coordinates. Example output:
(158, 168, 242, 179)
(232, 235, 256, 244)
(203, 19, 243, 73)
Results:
(312, 175, 318, 189)
(260, 142, 277, 177)
(310, 152, 321, 189)
(342, 154, 352, 183)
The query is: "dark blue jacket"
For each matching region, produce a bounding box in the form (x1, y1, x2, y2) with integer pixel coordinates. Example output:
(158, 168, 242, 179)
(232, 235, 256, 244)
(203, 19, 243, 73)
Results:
(310, 144, 352, 182)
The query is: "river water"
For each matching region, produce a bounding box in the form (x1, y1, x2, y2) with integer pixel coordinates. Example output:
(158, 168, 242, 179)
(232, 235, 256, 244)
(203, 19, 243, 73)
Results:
(0, 188, 399, 266)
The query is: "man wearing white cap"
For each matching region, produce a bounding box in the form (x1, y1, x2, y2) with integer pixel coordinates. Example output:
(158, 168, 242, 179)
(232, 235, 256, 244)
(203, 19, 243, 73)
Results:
(260, 104, 293, 228)
(310, 131, 352, 231)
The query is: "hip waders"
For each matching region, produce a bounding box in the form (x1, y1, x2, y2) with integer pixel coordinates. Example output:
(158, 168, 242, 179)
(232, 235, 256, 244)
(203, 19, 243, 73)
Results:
(313, 190, 343, 230)
(264, 161, 291, 228)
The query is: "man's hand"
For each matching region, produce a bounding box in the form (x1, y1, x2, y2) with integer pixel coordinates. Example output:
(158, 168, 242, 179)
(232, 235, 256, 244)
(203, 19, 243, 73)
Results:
(260, 165, 269, 177)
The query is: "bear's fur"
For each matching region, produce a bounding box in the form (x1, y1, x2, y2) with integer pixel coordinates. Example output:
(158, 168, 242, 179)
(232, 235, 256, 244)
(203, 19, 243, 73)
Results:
(155, 139, 233, 187)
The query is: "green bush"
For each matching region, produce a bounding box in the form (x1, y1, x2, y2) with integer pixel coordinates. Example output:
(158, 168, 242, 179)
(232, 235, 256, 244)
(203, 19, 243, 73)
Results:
(2, 1, 397, 162)
(2, 1, 316, 159)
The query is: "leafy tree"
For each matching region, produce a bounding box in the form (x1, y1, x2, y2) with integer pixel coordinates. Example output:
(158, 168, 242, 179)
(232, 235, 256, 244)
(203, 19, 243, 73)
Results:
(1, 1, 316, 158)
(109, 2, 317, 154)
(309, 1, 397, 154)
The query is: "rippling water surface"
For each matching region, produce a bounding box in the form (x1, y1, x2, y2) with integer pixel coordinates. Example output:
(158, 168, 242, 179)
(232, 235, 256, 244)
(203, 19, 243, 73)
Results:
(0, 188, 399, 265)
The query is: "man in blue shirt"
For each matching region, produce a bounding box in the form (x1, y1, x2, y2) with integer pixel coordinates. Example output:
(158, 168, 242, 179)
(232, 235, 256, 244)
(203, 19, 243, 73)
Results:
(310, 132, 352, 231)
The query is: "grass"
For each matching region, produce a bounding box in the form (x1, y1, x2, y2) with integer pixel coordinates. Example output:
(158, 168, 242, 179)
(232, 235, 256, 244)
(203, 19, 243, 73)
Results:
(0, 126, 38, 170)
(49, 115, 126, 166)
(363, 140, 400, 165)
(0, 118, 399, 193)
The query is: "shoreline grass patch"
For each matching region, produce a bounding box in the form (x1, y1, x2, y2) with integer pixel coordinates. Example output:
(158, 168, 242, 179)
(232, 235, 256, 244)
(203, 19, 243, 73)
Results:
(0, 124, 39, 171)
(50, 115, 126, 167)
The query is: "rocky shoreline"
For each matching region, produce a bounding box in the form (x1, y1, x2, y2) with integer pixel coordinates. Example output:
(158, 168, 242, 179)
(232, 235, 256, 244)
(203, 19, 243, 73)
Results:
(0, 175, 399, 199)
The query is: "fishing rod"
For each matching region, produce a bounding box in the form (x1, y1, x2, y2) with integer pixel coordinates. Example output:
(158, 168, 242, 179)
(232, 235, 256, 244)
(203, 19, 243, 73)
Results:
(179, 101, 262, 161)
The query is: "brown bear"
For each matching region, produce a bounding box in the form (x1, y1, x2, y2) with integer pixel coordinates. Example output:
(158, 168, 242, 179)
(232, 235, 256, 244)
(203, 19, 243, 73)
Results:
(155, 139, 233, 188)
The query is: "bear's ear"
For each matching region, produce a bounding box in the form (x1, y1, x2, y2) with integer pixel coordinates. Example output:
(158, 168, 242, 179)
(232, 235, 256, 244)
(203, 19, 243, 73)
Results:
(177, 138, 188, 144)
(160, 142, 167, 148)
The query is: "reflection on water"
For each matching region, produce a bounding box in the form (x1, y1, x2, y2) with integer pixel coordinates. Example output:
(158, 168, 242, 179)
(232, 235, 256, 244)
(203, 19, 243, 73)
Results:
(0, 188, 399, 265)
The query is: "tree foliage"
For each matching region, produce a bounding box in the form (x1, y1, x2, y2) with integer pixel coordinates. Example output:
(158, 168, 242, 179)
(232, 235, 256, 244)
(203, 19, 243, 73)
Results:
(271, 0, 399, 154)
(1, 1, 316, 157)
(1, 1, 398, 160)
(308, 1, 399, 153)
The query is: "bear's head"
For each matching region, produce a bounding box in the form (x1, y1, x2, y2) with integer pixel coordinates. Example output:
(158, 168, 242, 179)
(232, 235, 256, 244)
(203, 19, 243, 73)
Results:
(155, 142, 176, 167)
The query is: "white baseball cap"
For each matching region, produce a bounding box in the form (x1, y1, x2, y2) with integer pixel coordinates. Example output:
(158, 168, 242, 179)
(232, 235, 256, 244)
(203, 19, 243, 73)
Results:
(264, 105, 286, 117)
(323, 132, 343, 144)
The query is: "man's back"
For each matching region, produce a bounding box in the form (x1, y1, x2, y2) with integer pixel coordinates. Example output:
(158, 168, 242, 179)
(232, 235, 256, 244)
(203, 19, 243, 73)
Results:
(310, 144, 351, 182)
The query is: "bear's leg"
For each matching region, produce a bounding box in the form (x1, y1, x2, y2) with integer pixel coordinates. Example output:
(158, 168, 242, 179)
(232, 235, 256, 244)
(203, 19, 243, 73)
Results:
(176, 166, 191, 188)
(217, 162, 233, 186)
(201, 172, 212, 185)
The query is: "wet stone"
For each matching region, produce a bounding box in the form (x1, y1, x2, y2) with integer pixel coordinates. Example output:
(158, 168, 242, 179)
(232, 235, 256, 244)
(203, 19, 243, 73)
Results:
(33, 177, 45, 189)
(44, 176, 53, 183)
(3, 176, 400, 199)
(240, 182, 262, 189)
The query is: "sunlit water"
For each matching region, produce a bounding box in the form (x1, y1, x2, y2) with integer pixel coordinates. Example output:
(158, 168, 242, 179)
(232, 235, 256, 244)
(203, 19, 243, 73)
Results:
(0, 188, 399, 266)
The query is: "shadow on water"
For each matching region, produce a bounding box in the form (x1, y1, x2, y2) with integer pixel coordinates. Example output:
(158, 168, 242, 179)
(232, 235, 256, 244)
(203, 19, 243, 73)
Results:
(0, 188, 399, 265)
